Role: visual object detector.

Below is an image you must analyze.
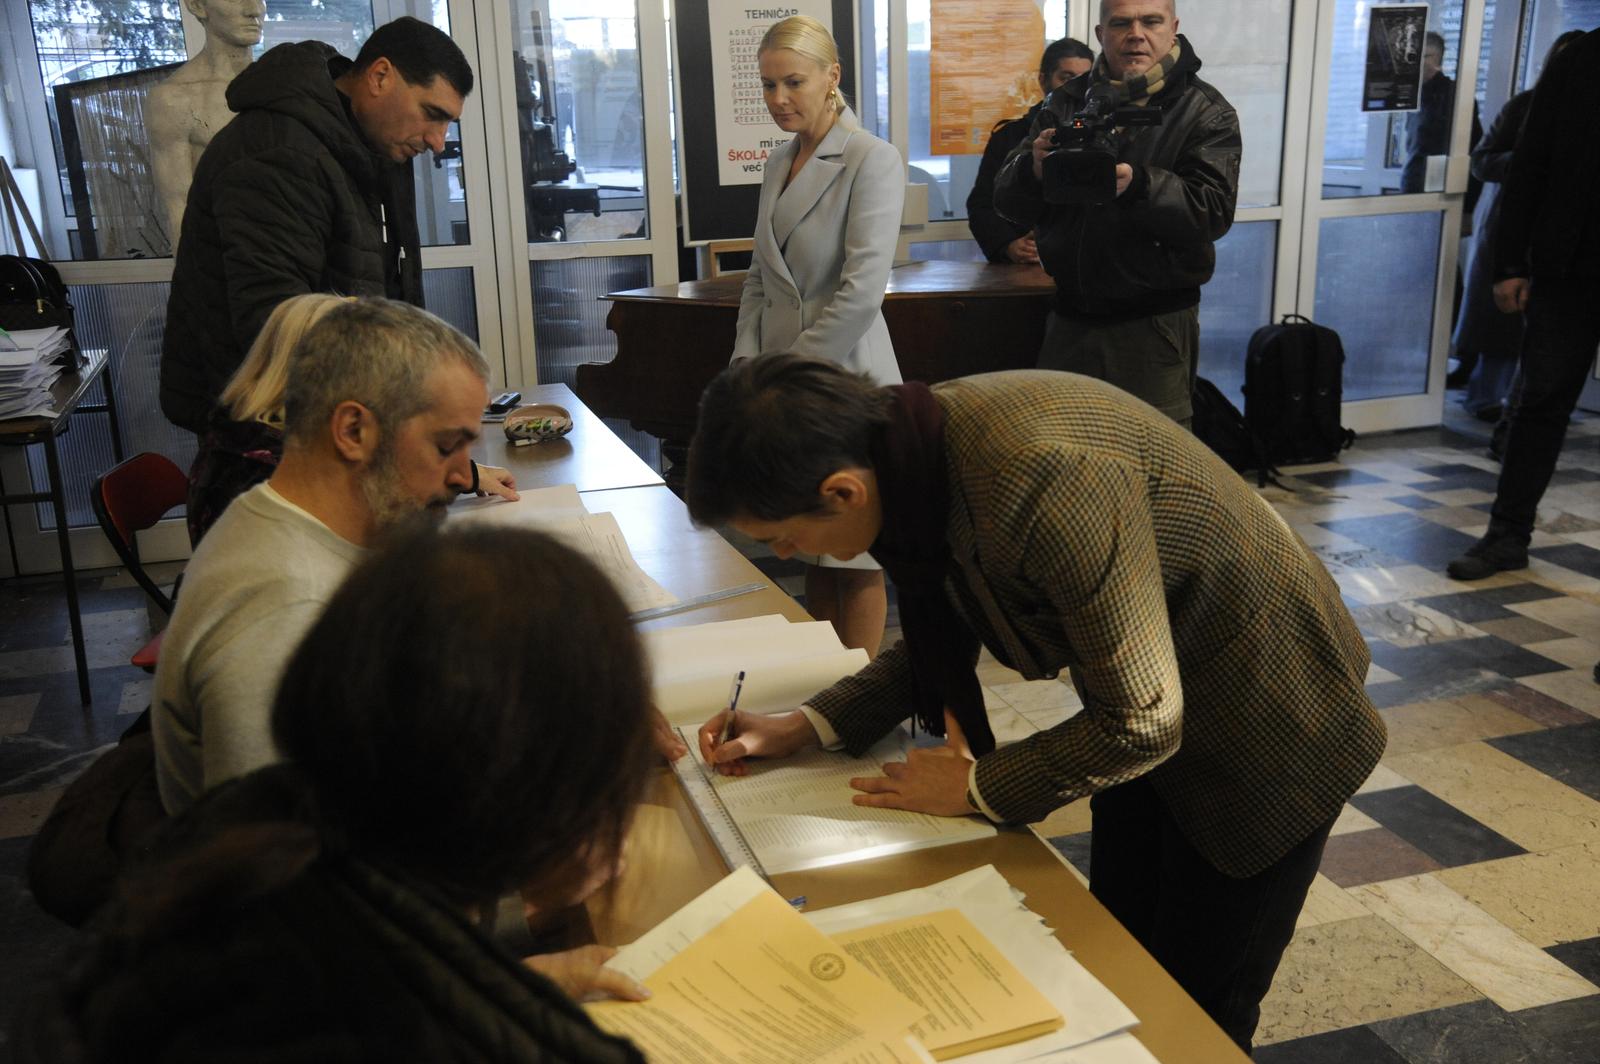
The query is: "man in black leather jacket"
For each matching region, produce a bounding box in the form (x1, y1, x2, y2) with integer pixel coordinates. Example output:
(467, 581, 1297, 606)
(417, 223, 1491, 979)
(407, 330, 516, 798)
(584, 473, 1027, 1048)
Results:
(994, 0, 1239, 428)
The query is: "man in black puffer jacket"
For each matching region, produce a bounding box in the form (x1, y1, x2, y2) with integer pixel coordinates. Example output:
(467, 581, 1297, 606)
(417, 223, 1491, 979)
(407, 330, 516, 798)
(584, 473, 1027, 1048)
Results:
(994, 0, 1239, 429)
(160, 17, 473, 434)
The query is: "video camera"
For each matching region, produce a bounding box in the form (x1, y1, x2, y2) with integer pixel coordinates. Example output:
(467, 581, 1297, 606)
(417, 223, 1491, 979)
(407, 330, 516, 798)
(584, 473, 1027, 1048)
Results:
(1039, 85, 1163, 205)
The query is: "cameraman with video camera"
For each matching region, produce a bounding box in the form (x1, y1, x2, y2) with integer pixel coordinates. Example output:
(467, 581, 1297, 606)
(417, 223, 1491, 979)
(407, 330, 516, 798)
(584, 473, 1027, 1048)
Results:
(994, 0, 1239, 429)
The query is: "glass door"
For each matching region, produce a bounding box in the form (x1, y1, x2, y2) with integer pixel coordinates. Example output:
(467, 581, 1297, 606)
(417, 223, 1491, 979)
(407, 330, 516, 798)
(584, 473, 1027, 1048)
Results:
(1293, 0, 1486, 433)
(476, 0, 678, 424)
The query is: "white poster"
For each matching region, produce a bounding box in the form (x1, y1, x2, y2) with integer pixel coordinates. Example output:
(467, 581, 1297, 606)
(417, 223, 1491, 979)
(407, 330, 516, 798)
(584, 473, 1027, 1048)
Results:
(708, 1, 834, 186)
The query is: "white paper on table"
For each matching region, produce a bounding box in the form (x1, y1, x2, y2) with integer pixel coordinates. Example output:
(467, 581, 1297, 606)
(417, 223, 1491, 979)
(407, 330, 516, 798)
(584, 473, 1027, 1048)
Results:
(605, 865, 771, 982)
(646, 615, 842, 683)
(655, 646, 868, 724)
(1052, 1032, 1160, 1064)
(0, 326, 70, 365)
(644, 615, 869, 724)
(449, 486, 676, 613)
(806, 866, 1139, 1060)
(685, 729, 997, 876)
(449, 483, 587, 526)
(551, 511, 676, 612)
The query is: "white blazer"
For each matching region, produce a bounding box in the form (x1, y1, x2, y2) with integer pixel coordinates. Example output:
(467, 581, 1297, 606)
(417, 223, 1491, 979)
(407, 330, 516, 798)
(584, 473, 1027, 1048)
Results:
(732, 110, 905, 384)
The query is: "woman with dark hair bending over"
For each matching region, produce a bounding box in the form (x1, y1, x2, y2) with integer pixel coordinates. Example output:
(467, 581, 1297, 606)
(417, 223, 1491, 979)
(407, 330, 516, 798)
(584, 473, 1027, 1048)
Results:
(24, 528, 655, 1063)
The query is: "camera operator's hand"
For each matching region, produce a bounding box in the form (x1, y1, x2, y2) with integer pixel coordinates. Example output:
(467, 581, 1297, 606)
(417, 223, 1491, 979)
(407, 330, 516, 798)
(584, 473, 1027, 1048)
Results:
(1031, 128, 1057, 181)
(1494, 278, 1530, 315)
(1005, 236, 1039, 264)
(1115, 163, 1134, 197)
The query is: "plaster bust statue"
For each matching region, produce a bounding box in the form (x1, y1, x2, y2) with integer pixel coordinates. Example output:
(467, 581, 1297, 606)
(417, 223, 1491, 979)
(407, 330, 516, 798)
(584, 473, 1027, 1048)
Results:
(147, 0, 266, 245)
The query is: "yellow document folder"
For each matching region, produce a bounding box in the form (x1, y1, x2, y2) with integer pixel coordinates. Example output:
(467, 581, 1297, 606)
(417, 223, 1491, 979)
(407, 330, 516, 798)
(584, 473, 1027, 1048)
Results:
(587, 872, 1065, 1062)
(586, 889, 927, 1063)
(833, 908, 1065, 1060)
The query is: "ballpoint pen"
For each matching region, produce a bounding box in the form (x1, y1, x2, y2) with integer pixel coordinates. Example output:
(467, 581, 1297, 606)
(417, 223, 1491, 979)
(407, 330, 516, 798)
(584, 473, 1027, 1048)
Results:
(717, 669, 746, 746)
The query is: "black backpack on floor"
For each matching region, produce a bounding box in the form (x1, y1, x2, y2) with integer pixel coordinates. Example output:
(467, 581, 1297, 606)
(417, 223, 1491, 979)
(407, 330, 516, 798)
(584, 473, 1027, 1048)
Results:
(1243, 313, 1355, 470)
(1192, 376, 1270, 480)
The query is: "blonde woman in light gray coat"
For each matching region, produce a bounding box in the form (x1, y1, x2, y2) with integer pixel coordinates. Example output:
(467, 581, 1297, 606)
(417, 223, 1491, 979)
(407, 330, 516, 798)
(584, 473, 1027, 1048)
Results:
(733, 15, 905, 657)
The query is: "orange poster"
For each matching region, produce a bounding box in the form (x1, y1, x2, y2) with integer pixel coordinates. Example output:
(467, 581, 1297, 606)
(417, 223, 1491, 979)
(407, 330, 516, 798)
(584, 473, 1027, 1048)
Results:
(930, 0, 1048, 156)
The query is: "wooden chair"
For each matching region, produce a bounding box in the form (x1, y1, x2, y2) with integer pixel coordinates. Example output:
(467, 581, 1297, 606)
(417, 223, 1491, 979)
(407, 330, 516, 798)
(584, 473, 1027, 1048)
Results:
(705, 239, 755, 278)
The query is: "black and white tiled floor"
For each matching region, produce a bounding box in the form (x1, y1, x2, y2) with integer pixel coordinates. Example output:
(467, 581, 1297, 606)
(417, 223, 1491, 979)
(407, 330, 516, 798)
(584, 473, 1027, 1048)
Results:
(0, 405, 1596, 1060)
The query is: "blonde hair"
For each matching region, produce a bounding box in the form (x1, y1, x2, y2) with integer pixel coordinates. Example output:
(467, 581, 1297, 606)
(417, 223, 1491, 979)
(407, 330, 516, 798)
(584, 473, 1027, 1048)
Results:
(759, 16, 852, 121)
(219, 294, 348, 426)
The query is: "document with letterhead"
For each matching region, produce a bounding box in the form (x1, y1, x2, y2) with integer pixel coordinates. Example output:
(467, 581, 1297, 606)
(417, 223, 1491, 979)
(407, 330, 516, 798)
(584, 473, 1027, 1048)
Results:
(591, 867, 1073, 1063)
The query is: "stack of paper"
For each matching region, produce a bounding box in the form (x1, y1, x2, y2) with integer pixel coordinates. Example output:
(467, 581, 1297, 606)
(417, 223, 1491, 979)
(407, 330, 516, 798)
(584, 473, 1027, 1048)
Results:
(595, 865, 1149, 1063)
(807, 866, 1149, 1063)
(644, 614, 868, 725)
(449, 483, 677, 614)
(0, 326, 70, 419)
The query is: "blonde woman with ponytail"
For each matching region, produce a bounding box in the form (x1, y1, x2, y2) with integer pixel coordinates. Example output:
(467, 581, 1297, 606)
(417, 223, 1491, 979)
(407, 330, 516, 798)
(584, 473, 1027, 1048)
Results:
(732, 15, 905, 657)
(187, 293, 515, 544)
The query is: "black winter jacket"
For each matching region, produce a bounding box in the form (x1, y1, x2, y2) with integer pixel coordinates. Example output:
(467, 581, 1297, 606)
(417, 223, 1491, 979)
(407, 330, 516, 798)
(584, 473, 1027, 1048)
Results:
(1494, 28, 1600, 284)
(20, 766, 644, 1064)
(160, 41, 424, 433)
(993, 38, 1240, 321)
(966, 104, 1040, 262)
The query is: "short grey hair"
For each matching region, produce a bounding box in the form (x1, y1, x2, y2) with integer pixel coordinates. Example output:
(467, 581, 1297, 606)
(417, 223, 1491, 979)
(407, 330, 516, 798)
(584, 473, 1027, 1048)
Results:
(1099, 0, 1177, 26)
(282, 297, 489, 442)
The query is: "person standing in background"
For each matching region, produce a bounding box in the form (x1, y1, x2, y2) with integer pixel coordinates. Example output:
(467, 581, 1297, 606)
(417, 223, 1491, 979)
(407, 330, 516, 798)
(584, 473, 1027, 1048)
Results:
(994, 0, 1240, 430)
(1448, 31, 1584, 427)
(1400, 32, 1481, 194)
(732, 15, 906, 658)
(967, 38, 1094, 264)
(1447, 28, 1600, 582)
(161, 17, 473, 436)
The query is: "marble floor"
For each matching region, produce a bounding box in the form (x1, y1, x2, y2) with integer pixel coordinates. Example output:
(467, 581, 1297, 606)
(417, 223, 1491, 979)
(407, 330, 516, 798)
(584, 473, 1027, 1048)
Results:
(0, 403, 1596, 1060)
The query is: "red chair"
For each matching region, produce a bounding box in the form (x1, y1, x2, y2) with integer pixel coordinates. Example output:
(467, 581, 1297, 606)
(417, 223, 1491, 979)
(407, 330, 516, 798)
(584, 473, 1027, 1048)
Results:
(91, 452, 188, 669)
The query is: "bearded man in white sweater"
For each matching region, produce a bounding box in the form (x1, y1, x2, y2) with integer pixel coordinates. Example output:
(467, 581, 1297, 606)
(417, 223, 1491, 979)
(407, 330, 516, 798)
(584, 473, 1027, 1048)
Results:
(152, 298, 495, 813)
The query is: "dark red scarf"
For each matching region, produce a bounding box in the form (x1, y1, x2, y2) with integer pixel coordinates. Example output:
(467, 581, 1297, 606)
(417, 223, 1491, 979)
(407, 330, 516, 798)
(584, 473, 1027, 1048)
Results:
(868, 384, 996, 757)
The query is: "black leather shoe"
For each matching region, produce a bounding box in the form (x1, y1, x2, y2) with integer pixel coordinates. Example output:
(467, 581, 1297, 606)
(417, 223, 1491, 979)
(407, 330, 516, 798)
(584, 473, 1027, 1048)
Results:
(1447, 535, 1529, 580)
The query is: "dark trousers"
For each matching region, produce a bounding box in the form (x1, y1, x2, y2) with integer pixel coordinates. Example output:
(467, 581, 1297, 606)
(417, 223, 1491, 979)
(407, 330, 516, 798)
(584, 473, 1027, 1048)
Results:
(1038, 307, 1200, 428)
(1089, 777, 1334, 1055)
(1490, 277, 1600, 541)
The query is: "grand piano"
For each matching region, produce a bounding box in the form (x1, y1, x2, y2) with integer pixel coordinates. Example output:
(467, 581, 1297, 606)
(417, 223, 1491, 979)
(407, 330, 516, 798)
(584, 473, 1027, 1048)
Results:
(575, 259, 1055, 484)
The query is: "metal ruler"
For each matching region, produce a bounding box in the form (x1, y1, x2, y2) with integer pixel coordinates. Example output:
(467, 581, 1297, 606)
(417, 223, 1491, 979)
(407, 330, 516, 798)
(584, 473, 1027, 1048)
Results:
(629, 582, 767, 623)
(670, 728, 768, 880)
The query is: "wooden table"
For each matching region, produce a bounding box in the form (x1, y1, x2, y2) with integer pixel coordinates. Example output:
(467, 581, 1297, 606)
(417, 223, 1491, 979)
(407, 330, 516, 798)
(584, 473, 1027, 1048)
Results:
(587, 478, 1248, 1063)
(576, 261, 1056, 486)
(0, 349, 125, 704)
(472, 382, 663, 494)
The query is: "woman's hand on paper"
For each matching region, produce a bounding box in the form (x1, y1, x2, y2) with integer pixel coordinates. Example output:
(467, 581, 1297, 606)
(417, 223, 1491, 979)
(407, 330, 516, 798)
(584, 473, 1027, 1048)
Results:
(524, 945, 651, 1003)
(651, 704, 688, 762)
(699, 708, 819, 776)
(475, 463, 520, 501)
(850, 745, 973, 817)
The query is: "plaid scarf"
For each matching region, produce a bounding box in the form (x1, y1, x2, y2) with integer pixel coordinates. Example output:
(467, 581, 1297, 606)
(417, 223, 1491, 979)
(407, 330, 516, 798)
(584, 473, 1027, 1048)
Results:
(1091, 36, 1185, 107)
